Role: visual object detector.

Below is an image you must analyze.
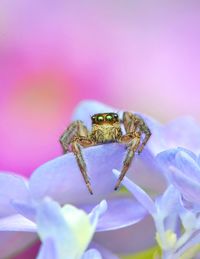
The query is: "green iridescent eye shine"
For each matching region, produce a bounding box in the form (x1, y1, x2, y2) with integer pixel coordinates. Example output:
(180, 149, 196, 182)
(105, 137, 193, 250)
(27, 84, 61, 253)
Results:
(97, 115, 104, 121)
(106, 115, 113, 121)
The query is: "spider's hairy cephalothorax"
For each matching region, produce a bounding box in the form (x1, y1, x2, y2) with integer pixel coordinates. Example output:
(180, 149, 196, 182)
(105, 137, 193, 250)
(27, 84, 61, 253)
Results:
(60, 111, 151, 194)
(90, 113, 122, 143)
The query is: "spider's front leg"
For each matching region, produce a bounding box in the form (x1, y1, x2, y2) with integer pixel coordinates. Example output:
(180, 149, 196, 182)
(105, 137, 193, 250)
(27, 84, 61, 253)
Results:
(123, 112, 151, 154)
(114, 112, 151, 190)
(60, 120, 89, 153)
(71, 137, 95, 194)
(60, 121, 95, 194)
(114, 133, 141, 190)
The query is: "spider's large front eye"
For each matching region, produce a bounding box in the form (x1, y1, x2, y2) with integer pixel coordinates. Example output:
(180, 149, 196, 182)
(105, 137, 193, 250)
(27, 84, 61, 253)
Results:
(106, 114, 113, 121)
(97, 115, 104, 122)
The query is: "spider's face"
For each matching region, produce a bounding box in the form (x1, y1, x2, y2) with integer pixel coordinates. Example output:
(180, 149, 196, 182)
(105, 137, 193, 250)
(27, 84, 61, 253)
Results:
(91, 113, 120, 125)
(91, 113, 121, 143)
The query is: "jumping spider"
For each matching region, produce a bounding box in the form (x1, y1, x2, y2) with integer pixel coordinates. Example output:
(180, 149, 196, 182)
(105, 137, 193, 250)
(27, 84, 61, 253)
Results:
(60, 112, 151, 194)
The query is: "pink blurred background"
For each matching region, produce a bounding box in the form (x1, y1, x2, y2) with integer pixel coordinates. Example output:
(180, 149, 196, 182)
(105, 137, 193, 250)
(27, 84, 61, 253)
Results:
(0, 0, 200, 178)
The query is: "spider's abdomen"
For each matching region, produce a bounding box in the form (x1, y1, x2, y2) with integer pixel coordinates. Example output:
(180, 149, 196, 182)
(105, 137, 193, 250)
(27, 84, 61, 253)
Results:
(91, 123, 122, 143)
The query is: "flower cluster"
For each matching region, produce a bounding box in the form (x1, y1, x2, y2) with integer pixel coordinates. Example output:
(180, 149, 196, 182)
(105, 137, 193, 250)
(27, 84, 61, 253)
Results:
(0, 100, 200, 259)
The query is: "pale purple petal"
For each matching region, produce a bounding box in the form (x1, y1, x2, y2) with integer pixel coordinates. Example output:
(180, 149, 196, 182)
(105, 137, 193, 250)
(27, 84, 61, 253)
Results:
(127, 154, 167, 193)
(12, 200, 36, 221)
(94, 215, 155, 254)
(30, 144, 127, 205)
(170, 166, 200, 204)
(156, 149, 178, 168)
(180, 209, 197, 231)
(36, 198, 75, 245)
(174, 232, 200, 258)
(164, 213, 180, 235)
(88, 200, 107, 229)
(0, 214, 36, 232)
(163, 117, 200, 153)
(197, 154, 200, 167)
(13, 197, 146, 233)
(11, 197, 146, 234)
(36, 198, 88, 259)
(140, 117, 200, 156)
(155, 185, 181, 218)
(175, 151, 200, 181)
(156, 148, 196, 182)
(37, 238, 58, 259)
(113, 169, 156, 215)
(84, 198, 146, 231)
(151, 117, 200, 155)
(0, 172, 29, 217)
(0, 232, 37, 259)
(156, 148, 197, 167)
(90, 243, 119, 259)
(82, 249, 102, 259)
